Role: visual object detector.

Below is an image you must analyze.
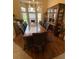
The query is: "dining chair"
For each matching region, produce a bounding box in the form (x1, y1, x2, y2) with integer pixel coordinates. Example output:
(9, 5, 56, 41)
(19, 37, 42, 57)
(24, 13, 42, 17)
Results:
(32, 32, 50, 54)
(23, 36, 33, 51)
(47, 24, 54, 32)
(13, 22, 24, 36)
(23, 31, 53, 56)
(22, 22, 27, 32)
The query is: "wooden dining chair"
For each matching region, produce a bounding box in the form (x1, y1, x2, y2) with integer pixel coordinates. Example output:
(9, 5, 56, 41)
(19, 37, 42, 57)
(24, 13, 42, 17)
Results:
(47, 24, 54, 32)
(23, 36, 33, 51)
(32, 32, 50, 54)
(23, 32, 53, 57)
(21, 22, 27, 32)
(13, 22, 24, 36)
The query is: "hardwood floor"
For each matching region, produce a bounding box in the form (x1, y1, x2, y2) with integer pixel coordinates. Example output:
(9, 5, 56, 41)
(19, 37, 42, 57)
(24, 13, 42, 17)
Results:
(14, 32, 65, 59)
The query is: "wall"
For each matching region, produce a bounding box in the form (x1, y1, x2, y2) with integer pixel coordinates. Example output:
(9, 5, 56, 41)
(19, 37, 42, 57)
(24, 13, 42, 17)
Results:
(42, 0, 48, 13)
(13, 27, 16, 39)
(42, 0, 65, 13)
(48, 0, 65, 8)
(13, 0, 21, 19)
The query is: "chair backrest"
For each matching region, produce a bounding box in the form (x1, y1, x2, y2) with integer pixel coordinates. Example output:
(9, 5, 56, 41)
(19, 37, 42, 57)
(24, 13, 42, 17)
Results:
(32, 32, 48, 45)
(23, 35, 33, 50)
(23, 32, 52, 53)
(13, 22, 24, 35)
(32, 32, 50, 53)
(47, 24, 54, 31)
(22, 22, 27, 32)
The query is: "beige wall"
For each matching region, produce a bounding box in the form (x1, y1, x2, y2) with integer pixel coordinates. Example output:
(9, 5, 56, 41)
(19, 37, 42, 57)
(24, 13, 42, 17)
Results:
(13, 0, 21, 19)
(48, 0, 65, 8)
(42, 0, 65, 13)
(42, 0, 48, 13)
(13, 27, 16, 39)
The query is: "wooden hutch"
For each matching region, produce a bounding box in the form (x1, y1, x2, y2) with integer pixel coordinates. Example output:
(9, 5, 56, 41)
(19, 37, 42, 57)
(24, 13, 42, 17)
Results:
(47, 3, 65, 40)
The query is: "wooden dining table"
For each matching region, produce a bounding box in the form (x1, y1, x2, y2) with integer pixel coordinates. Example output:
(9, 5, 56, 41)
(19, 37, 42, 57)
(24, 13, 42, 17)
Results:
(24, 23, 46, 36)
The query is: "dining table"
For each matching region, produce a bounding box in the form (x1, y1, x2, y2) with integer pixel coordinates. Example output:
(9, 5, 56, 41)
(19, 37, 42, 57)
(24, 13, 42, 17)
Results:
(24, 23, 46, 37)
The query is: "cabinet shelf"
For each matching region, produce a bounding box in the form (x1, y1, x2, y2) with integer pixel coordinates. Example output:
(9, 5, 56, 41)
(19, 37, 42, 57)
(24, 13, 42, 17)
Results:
(47, 3, 65, 40)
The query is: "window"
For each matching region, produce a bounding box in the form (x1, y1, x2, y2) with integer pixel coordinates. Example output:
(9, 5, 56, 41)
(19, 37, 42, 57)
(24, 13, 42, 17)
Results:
(28, 7, 35, 12)
(38, 13, 41, 22)
(22, 13, 28, 23)
(21, 7, 28, 24)
(29, 13, 36, 22)
(21, 7, 26, 12)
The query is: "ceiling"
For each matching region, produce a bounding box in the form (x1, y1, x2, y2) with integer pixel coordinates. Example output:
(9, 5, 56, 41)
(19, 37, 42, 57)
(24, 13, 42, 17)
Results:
(20, 0, 42, 3)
